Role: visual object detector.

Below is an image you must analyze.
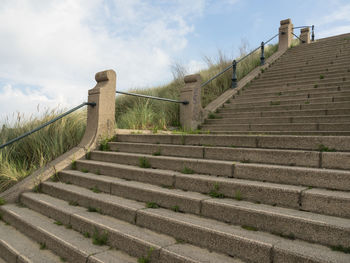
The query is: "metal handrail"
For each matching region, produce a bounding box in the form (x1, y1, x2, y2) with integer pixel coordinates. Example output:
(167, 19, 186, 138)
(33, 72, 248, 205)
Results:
(201, 32, 280, 88)
(116, 91, 188, 105)
(293, 25, 312, 29)
(292, 32, 306, 43)
(0, 102, 96, 150)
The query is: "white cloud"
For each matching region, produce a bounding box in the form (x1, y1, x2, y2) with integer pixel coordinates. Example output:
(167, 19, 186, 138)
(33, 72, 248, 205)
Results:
(308, 3, 350, 39)
(0, 0, 206, 120)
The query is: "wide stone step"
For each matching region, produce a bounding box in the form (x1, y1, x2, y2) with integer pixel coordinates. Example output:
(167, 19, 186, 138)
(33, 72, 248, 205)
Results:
(76, 156, 350, 191)
(249, 76, 349, 88)
(205, 115, 350, 125)
(21, 187, 350, 263)
(218, 101, 350, 113)
(257, 71, 350, 83)
(107, 141, 350, 170)
(115, 134, 350, 151)
(235, 90, 350, 103)
(216, 108, 350, 118)
(0, 204, 139, 263)
(241, 83, 350, 96)
(226, 97, 349, 109)
(205, 130, 350, 136)
(200, 122, 350, 132)
(61, 161, 350, 217)
(18, 192, 246, 263)
(0, 221, 62, 263)
(25, 184, 350, 251)
(261, 66, 350, 79)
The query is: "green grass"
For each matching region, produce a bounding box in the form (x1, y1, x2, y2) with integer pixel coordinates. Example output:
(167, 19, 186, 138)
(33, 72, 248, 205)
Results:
(330, 245, 350, 254)
(81, 168, 89, 173)
(0, 109, 86, 193)
(234, 190, 243, 201)
(92, 228, 108, 246)
(87, 206, 102, 213)
(90, 186, 102, 193)
(318, 144, 336, 152)
(138, 247, 154, 263)
(54, 221, 63, 226)
(39, 242, 46, 250)
(99, 137, 111, 151)
(320, 74, 324, 79)
(146, 202, 159, 209)
(209, 183, 225, 198)
(83, 232, 91, 238)
(181, 166, 194, 174)
(270, 101, 280, 106)
(172, 205, 180, 212)
(0, 198, 6, 206)
(139, 157, 151, 168)
(152, 150, 161, 156)
(242, 225, 258, 231)
(68, 200, 79, 206)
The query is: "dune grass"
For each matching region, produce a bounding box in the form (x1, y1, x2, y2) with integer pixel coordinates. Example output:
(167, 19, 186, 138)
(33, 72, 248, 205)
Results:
(0, 109, 86, 193)
(115, 43, 278, 130)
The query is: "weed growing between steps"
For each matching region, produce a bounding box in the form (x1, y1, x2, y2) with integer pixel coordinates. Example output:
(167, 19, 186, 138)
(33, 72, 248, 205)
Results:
(39, 242, 46, 250)
(318, 144, 336, 152)
(241, 225, 258, 231)
(81, 168, 89, 173)
(209, 183, 225, 198)
(330, 245, 350, 254)
(181, 167, 194, 174)
(0, 198, 6, 206)
(51, 172, 60, 182)
(139, 157, 151, 168)
(146, 202, 159, 209)
(87, 206, 103, 213)
(54, 221, 63, 226)
(0, 109, 86, 193)
(90, 186, 102, 193)
(71, 160, 77, 170)
(83, 232, 90, 238)
(138, 247, 154, 263)
(152, 150, 161, 156)
(92, 228, 108, 246)
(99, 137, 112, 151)
(68, 200, 79, 206)
(172, 205, 180, 212)
(270, 101, 280, 106)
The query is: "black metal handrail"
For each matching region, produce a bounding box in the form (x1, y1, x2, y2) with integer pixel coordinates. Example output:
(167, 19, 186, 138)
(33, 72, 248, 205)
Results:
(116, 90, 188, 105)
(292, 32, 306, 43)
(201, 32, 280, 88)
(0, 102, 96, 150)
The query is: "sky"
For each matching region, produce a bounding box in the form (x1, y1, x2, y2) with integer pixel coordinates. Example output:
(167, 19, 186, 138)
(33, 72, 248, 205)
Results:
(1, 0, 350, 123)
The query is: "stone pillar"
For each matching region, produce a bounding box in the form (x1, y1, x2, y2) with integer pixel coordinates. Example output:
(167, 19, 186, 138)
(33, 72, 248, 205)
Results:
(300, 27, 310, 44)
(180, 74, 203, 131)
(80, 69, 116, 147)
(278, 18, 294, 51)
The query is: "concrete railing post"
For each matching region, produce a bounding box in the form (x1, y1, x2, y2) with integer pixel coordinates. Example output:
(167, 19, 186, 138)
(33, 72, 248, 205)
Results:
(80, 69, 116, 147)
(278, 18, 294, 51)
(180, 74, 203, 131)
(300, 27, 311, 44)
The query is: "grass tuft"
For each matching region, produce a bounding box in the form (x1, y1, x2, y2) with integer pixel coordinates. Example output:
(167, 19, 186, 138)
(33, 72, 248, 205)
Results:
(330, 245, 350, 254)
(318, 144, 336, 152)
(242, 225, 258, 231)
(92, 228, 108, 246)
(209, 183, 225, 198)
(0, 198, 6, 206)
(181, 166, 194, 174)
(139, 157, 151, 168)
(90, 186, 101, 193)
(146, 202, 159, 209)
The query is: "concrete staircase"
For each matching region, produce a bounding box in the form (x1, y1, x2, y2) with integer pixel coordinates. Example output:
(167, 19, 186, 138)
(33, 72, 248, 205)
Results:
(1, 35, 350, 262)
(201, 34, 350, 135)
